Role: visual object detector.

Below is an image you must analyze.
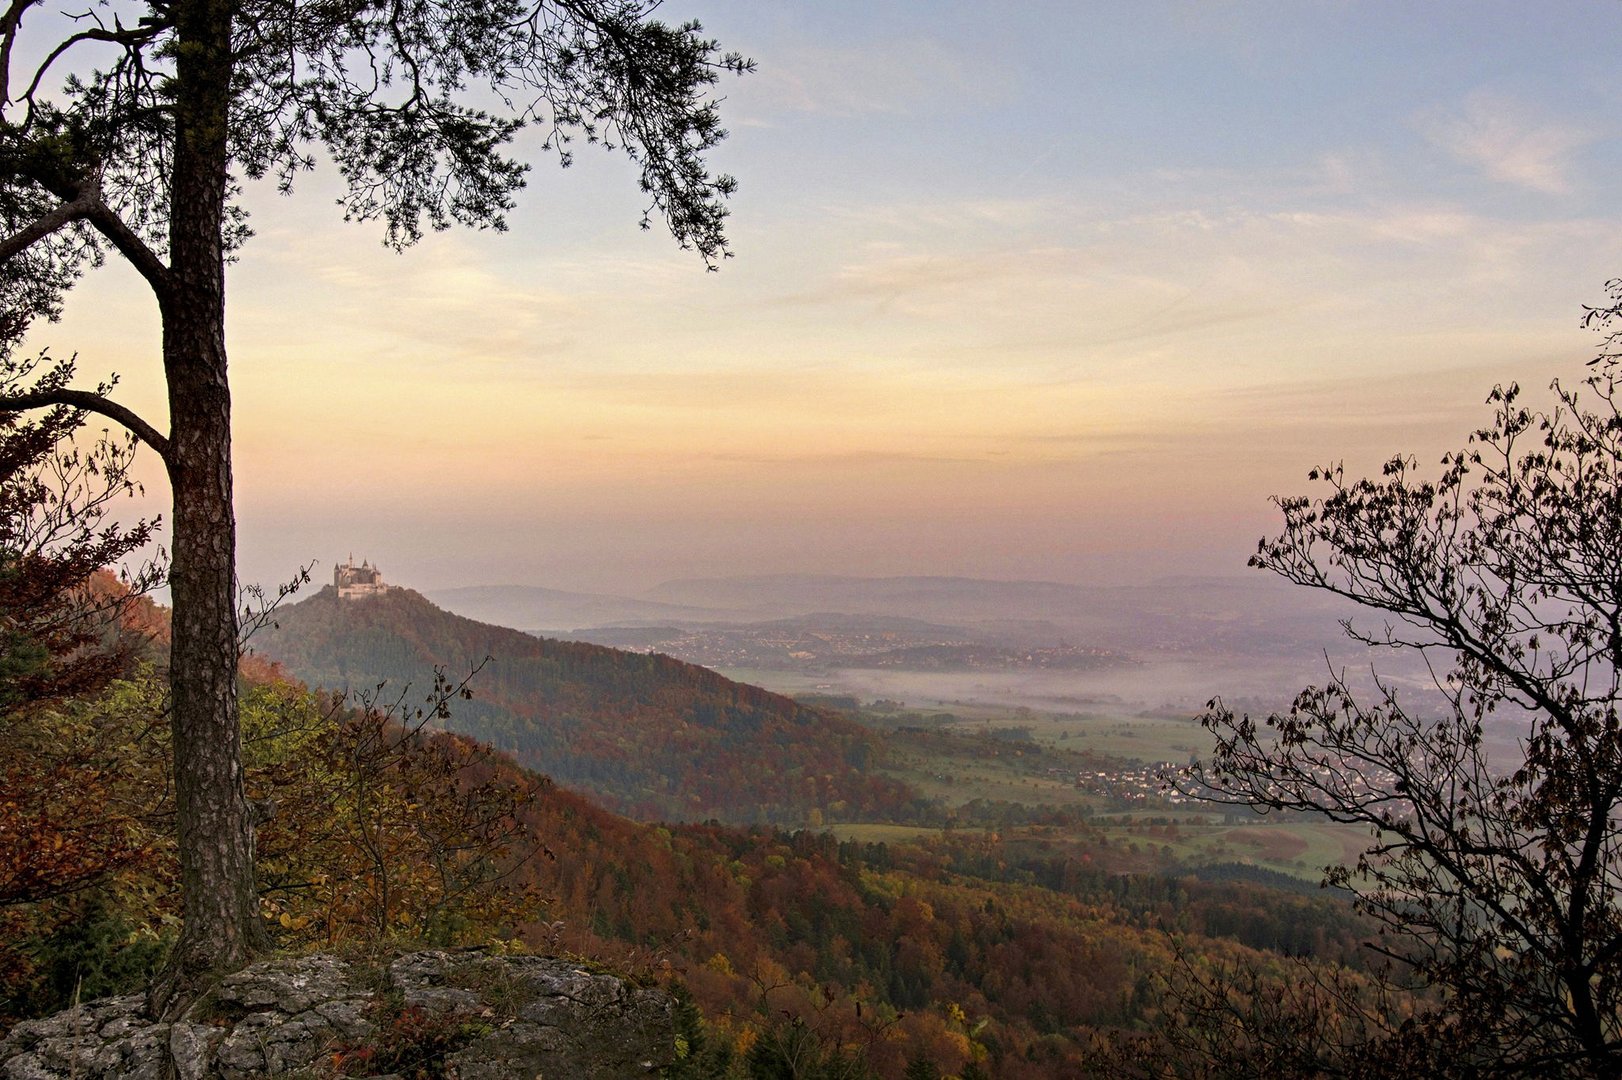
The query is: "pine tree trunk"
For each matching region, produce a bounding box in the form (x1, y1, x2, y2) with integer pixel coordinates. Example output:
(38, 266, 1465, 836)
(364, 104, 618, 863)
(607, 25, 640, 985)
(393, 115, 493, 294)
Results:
(150, 0, 266, 1008)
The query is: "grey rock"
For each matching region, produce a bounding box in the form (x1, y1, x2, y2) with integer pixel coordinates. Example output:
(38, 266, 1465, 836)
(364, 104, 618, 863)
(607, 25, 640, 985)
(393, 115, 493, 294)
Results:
(387, 952, 483, 1015)
(168, 1022, 225, 1080)
(214, 953, 359, 1015)
(432, 955, 671, 1079)
(0, 951, 674, 1079)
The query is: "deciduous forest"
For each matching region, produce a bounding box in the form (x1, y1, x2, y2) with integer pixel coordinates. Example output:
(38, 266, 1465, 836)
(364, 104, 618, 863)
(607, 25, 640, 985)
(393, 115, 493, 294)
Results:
(4, 2, 1621, 1078)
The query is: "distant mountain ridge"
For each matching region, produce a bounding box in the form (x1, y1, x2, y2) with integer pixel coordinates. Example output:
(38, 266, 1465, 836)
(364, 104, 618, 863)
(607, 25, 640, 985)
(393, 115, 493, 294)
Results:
(426, 583, 737, 631)
(656, 573, 1355, 655)
(430, 572, 1353, 660)
(250, 586, 916, 824)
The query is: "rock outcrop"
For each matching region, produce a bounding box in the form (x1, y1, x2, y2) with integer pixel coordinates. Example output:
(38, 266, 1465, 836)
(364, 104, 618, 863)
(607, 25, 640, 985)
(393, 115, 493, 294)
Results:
(0, 950, 672, 1079)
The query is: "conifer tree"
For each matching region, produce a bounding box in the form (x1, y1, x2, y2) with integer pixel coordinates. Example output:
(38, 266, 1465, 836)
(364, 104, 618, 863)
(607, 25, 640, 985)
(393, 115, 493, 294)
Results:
(0, 0, 747, 1003)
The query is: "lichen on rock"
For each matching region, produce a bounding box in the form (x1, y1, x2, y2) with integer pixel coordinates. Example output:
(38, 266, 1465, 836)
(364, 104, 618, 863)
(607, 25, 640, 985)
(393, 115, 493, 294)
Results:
(0, 951, 672, 1079)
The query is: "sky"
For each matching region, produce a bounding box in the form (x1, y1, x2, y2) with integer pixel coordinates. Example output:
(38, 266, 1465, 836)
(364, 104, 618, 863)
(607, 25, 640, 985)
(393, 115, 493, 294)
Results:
(29, 0, 1622, 595)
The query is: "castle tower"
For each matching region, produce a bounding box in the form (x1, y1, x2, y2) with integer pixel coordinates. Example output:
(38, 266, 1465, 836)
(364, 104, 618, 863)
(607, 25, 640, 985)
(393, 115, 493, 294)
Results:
(334, 556, 390, 600)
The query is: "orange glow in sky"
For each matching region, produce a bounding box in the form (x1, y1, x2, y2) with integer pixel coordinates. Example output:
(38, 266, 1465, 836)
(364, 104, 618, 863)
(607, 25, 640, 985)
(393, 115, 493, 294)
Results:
(32, 1, 1622, 593)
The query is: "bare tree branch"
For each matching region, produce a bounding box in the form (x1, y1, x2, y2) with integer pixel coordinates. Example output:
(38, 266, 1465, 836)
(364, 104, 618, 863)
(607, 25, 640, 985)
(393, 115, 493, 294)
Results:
(0, 386, 169, 459)
(0, 166, 174, 297)
(0, 0, 41, 108)
(20, 22, 165, 111)
(0, 187, 94, 263)
(1169, 365, 1622, 1075)
(80, 193, 171, 297)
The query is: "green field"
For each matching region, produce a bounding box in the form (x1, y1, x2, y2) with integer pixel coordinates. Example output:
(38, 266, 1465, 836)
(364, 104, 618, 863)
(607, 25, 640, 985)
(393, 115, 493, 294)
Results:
(826, 823, 982, 844)
(870, 712, 1366, 881)
(721, 665, 1214, 764)
(825, 814, 1366, 883)
(951, 709, 1210, 765)
(1093, 816, 1369, 881)
(720, 666, 1363, 881)
(879, 725, 1098, 810)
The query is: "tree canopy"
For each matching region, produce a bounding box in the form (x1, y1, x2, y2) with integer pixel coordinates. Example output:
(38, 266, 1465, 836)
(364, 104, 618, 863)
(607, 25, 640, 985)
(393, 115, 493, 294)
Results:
(0, 0, 749, 998)
(0, 320, 158, 713)
(1178, 328, 1622, 1075)
(0, 0, 750, 302)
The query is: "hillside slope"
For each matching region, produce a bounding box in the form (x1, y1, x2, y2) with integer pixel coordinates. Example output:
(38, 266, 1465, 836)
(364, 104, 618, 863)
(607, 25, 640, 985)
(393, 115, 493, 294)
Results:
(251, 586, 917, 824)
(522, 783, 1370, 1080)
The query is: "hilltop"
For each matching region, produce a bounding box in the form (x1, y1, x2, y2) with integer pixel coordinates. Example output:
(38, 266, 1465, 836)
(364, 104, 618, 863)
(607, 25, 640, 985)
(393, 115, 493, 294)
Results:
(250, 585, 917, 825)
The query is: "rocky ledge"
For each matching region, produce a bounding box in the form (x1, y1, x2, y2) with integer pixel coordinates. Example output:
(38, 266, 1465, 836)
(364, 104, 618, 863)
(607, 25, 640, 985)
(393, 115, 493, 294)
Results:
(0, 950, 672, 1079)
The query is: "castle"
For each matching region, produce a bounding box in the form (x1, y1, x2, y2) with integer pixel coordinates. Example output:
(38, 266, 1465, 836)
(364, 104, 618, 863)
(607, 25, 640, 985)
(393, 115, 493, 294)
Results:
(334, 556, 391, 599)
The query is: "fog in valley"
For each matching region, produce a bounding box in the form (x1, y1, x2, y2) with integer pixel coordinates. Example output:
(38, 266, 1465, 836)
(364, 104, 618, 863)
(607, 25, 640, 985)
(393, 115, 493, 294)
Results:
(431, 570, 1445, 725)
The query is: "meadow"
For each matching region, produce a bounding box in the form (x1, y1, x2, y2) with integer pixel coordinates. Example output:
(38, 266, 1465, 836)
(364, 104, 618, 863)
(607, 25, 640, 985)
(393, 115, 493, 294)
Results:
(773, 686, 1374, 883)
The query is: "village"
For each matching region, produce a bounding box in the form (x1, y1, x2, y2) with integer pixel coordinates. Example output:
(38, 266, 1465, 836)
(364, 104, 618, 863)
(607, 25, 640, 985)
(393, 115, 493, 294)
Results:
(572, 621, 1133, 675)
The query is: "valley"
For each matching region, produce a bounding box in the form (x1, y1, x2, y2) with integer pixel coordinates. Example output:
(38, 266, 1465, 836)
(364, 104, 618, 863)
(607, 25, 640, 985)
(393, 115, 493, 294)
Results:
(1, 6, 1606, 1073)
(0, 566, 1495, 1076)
(432, 571, 1382, 888)
(261, 575, 1376, 887)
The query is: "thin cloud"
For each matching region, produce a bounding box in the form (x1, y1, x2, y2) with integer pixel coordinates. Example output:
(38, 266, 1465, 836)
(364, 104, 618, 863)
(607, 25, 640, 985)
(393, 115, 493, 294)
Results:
(740, 38, 1011, 119)
(704, 449, 991, 467)
(1416, 91, 1593, 194)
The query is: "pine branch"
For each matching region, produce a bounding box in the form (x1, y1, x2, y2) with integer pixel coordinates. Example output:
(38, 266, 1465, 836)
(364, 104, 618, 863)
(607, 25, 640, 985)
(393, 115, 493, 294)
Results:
(0, 386, 169, 460)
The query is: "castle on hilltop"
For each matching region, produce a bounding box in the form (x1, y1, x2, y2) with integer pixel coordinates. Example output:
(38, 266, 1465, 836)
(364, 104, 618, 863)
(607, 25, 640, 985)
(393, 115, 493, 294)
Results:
(334, 556, 391, 600)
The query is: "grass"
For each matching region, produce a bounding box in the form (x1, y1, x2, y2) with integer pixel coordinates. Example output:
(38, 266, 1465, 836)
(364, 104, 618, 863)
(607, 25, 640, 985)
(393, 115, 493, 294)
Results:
(873, 715, 1366, 882)
(1005, 711, 1208, 764)
(879, 726, 1098, 812)
(826, 823, 973, 844)
(1093, 817, 1368, 882)
(718, 666, 1366, 881)
(721, 662, 1214, 768)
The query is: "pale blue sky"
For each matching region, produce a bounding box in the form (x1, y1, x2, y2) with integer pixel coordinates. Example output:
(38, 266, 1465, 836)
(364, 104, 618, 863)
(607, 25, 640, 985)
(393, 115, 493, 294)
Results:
(40, 0, 1622, 593)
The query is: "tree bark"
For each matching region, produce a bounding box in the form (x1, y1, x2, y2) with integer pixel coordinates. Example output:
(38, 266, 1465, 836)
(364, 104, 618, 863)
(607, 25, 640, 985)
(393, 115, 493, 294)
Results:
(151, 0, 266, 1008)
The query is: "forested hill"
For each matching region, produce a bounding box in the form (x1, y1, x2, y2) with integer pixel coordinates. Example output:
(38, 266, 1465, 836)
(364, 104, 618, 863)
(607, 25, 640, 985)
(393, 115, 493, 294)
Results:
(251, 586, 917, 824)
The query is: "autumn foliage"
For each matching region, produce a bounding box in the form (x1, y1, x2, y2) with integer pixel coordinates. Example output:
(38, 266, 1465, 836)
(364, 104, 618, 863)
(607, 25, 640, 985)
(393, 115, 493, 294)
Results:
(250, 673, 549, 948)
(0, 343, 161, 714)
(0, 619, 555, 1019)
(251, 586, 917, 825)
(0, 386, 1380, 1075)
(1, 619, 1380, 1077)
